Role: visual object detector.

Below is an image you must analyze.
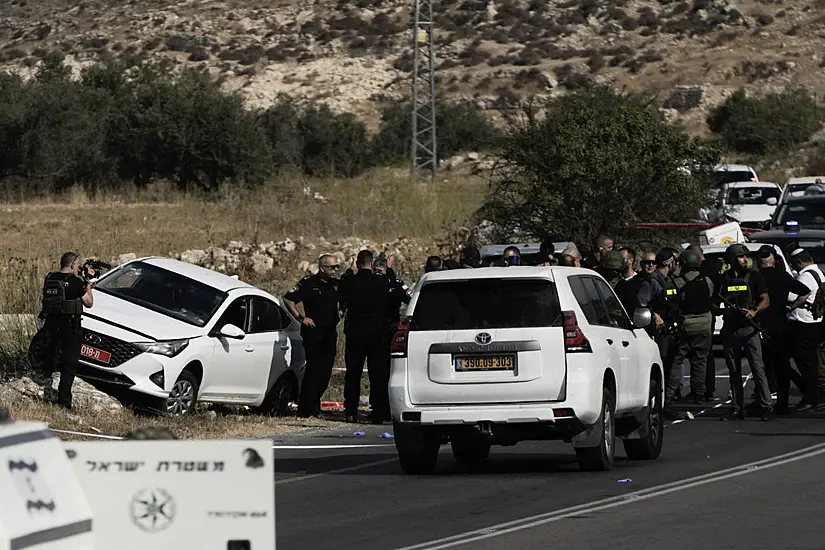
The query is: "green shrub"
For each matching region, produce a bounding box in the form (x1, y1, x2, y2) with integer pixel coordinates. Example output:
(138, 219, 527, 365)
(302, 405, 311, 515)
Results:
(707, 86, 824, 155)
(478, 85, 721, 243)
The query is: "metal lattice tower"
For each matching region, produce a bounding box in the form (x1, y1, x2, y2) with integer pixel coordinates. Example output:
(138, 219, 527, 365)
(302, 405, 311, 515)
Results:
(410, 0, 437, 182)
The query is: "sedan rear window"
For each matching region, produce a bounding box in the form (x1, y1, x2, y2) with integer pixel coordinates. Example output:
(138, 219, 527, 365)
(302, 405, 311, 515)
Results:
(411, 279, 562, 330)
(94, 261, 228, 327)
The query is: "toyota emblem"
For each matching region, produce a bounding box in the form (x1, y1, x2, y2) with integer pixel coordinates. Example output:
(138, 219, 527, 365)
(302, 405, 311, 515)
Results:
(474, 332, 492, 345)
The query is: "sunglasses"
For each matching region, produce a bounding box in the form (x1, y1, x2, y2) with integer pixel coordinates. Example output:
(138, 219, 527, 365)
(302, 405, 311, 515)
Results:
(641, 260, 656, 266)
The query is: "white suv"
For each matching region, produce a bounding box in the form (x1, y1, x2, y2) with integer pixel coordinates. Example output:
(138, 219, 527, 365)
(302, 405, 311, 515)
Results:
(389, 266, 664, 474)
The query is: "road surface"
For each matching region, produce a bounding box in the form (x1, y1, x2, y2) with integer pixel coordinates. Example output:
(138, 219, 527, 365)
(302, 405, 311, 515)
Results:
(271, 360, 825, 550)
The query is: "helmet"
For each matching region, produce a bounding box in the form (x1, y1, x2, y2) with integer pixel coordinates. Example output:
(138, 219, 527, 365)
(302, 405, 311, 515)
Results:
(724, 243, 749, 264)
(600, 250, 624, 270)
(679, 249, 702, 270)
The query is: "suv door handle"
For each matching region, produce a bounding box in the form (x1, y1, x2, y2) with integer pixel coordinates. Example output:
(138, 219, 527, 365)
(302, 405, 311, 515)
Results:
(606, 338, 613, 345)
(622, 341, 630, 347)
(245, 345, 255, 352)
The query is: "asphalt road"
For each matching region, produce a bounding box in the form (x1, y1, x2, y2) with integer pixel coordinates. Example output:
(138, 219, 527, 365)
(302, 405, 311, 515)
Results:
(272, 357, 825, 550)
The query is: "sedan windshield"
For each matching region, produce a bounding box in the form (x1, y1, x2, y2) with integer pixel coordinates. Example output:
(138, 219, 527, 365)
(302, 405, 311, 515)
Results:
(713, 171, 754, 186)
(94, 261, 227, 327)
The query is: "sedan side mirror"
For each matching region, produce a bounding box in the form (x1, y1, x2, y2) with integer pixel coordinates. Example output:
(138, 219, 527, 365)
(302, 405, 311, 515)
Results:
(218, 323, 245, 339)
(633, 308, 653, 329)
(767, 197, 778, 206)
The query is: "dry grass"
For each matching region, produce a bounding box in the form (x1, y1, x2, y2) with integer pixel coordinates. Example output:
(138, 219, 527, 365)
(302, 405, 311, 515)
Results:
(0, 168, 484, 429)
(2, 390, 340, 441)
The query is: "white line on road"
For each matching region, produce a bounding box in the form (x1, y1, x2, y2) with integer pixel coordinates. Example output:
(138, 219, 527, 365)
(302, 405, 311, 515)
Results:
(394, 440, 825, 550)
(275, 457, 398, 486)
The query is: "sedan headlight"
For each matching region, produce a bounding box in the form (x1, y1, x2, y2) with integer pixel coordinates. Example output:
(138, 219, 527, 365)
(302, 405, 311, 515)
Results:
(135, 339, 190, 357)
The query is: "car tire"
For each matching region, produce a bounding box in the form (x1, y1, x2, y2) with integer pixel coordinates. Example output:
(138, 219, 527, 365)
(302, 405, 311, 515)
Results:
(395, 425, 440, 475)
(254, 375, 296, 417)
(27, 326, 51, 371)
(165, 370, 199, 417)
(451, 432, 491, 465)
(575, 386, 616, 472)
(623, 377, 664, 461)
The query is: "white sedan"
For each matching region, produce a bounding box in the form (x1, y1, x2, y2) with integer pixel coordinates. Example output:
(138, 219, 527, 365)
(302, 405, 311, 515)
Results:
(73, 257, 305, 416)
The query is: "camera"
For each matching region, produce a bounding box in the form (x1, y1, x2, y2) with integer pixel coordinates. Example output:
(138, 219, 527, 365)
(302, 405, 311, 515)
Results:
(82, 259, 112, 282)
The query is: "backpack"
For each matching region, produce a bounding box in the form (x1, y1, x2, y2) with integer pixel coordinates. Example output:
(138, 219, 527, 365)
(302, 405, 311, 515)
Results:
(806, 269, 825, 320)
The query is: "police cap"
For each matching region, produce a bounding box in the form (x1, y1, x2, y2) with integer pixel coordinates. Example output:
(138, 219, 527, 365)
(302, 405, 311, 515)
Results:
(724, 243, 749, 264)
(600, 250, 624, 270)
(679, 249, 702, 270)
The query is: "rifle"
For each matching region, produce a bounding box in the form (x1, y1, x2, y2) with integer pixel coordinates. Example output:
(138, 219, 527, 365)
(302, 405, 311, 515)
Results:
(716, 293, 771, 340)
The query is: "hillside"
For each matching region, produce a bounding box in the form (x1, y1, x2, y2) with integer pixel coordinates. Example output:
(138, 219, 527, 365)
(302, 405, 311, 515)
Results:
(1, 0, 823, 133)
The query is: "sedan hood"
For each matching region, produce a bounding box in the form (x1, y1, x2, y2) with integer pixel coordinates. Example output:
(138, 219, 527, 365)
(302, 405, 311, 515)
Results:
(81, 290, 205, 342)
(726, 204, 776, 223)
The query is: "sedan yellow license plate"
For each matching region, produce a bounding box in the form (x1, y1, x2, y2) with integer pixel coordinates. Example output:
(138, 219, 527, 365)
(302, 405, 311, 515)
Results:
(454, 355, 516, 372)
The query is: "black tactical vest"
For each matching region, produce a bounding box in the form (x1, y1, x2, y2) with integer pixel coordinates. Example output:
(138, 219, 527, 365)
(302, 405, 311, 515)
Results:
(664, 276, 680, 308)
(721, 271, 754, 310)
(42, 273, 84, 317)
(679, 271, 713, 315)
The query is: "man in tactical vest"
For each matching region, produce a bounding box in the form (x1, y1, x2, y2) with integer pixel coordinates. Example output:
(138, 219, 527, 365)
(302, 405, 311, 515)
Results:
(717, 243, 772, 421)
(40, 252, 94, 410)
(637, 249, 686, 420)
(595, 250, 624, 288)
(669, 250, 715, 404)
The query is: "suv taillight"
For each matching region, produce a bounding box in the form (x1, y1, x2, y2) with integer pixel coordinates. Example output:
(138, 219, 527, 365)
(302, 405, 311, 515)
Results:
(563, 310, 591, 353)
(391, 316, 411, 358)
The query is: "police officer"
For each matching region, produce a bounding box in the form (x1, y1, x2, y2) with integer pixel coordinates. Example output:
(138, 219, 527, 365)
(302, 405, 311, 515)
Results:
(283, 254, 342, 418)
(669, 250, 715, 404)
(595, 250, 624, 288)
(717, 243, 772, 420)
(339, 249, 393, 424)
(637, 249, 685, 420)
(700, 249, 724, 401)
(39, 252, 94, 410)
(373, 253, 412, 326)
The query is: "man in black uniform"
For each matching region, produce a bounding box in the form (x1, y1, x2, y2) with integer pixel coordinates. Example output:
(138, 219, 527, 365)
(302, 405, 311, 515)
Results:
(339, 249, 393, 424)
(40, 252, 94, 410)
(756, 247, 808, 414)
(669, 250, 715, 404)
(638, 249, 685, 419)
(700, 251, 725, 401)
(283, 254, 342, 418)
(717, 243, 772, 420)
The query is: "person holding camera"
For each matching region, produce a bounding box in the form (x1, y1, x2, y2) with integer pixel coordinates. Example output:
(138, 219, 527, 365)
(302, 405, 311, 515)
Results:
(39, 251, 94, 410)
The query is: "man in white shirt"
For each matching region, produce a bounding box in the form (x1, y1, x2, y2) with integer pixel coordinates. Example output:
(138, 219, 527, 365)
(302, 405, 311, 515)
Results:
(787, 248, 825, 411)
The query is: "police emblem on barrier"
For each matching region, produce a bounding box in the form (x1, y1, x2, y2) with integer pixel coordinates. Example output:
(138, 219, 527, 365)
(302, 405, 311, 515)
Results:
(130, 488, 176, 532)
(474, 332, 492, 345)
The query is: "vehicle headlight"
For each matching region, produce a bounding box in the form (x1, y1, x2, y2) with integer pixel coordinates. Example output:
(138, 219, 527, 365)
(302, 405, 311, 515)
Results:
(135, 339, 189, 357)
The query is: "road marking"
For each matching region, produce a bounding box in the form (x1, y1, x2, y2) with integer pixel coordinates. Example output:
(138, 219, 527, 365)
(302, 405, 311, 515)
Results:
(274, 444, 396, 450)
(275, 457, 398, 485)
(394, 440, 825, 550)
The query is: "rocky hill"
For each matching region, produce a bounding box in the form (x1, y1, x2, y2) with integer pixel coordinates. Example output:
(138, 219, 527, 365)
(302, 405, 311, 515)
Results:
(1, 0, 823, 132)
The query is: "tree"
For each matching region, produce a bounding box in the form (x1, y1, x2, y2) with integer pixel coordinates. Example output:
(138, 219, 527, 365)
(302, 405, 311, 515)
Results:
(707, 86, 824, 156)
(478, 85, 721, 244)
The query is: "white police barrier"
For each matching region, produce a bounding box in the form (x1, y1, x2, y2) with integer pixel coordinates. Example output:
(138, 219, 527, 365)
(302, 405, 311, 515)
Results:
(0, 420, 95, 550)
(62, 439, 275, 550)
(699, 221, 746, 246)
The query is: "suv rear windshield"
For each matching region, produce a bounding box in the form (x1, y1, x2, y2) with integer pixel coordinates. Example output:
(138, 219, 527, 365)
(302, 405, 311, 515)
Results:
(714, 171, 754, 185)
(94, 261, 228, 327)
(411, 279, 562, 330)
(774, 200, 825, 227)
(727, 187, 780, 205)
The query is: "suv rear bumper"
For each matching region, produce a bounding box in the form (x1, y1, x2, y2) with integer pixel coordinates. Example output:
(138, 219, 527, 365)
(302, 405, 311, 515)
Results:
(392, 403, 583, 425)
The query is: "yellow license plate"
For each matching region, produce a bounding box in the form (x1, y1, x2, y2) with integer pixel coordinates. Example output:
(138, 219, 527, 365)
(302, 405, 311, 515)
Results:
(455, 355, 516, 371)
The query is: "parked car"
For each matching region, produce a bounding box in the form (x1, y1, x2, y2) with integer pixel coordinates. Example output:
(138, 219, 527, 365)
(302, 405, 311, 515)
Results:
(769, 195, 825, 230)
(749, 228, 825, 268)
(713, 163, 758, 186)
(710, 181, 781, 229)
(778, 176, 825, 205)
(388, 266, 664, 474)
(69, 257, 305, 416)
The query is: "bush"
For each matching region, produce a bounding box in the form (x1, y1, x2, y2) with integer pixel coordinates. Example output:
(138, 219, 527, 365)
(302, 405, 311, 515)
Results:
(478, 85, 721, 243)
(707, 86, 825, 155)
(0, 56, 382, 194)
(371, 100, 501, 165)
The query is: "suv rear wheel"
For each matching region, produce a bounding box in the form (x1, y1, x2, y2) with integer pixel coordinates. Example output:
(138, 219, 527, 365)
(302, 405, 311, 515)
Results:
(395, 424, 441, 475)
(575, 386, 616, 472)
(623, 378, 664, 460)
